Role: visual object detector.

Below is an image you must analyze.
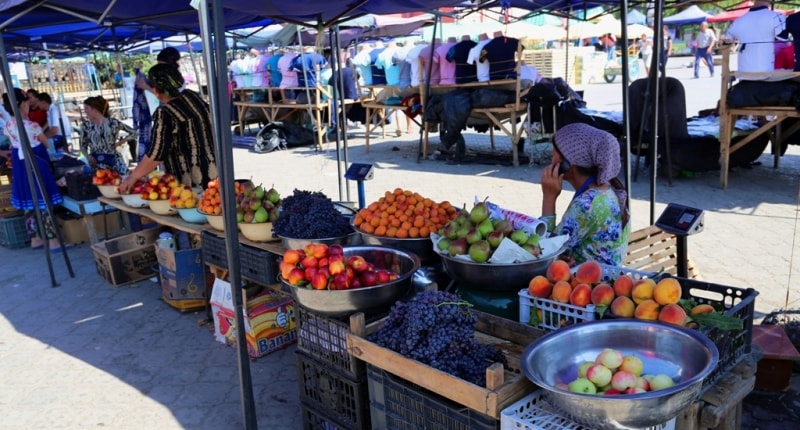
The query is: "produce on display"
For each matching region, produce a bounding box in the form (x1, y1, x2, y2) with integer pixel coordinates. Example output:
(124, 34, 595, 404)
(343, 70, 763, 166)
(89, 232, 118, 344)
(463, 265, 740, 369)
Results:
(169, 185, 198, 209)
(236, 184, 281, 224)
(138, 172, 180, 201)
(198, 178, 248, 215)
(120, 177, 149, 196)
(367, 290, 507, 386)
(527, 260, 743, 330)
(560, 348, 675, 395)
(279, 243, 399, 290)
(273, 189, 352, 239)
(91, 168, 121, 186)
(352, 188, 458, 238)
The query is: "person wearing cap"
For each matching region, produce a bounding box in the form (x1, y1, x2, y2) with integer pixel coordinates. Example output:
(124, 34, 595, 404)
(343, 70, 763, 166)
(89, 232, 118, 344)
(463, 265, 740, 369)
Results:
(540, 123, 630, 266)
(119, 63, 217, 192)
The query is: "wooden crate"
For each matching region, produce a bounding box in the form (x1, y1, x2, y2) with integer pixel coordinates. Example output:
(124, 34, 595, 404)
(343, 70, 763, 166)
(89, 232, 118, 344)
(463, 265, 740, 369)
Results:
(347, 310, 545, 419)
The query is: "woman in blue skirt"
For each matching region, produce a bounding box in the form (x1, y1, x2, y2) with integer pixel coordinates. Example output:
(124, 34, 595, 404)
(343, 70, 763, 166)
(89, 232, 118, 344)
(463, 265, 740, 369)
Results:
(1, 88, 64, 250)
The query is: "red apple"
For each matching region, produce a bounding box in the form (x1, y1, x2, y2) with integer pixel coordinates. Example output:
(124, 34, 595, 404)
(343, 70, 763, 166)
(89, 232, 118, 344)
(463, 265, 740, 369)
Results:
(304, 266, 318, 282)
(311, 272, 329, 290)
(301, 255, 318, 269)
(333, 273, 349, 290)
(350, 278, 362, 289)
(376, 270, 391, 284)
(287, 268, 306, 286)
(328, 244, 344, 257)
(360, 271, 377, 287)
(347, 256, 369, 273)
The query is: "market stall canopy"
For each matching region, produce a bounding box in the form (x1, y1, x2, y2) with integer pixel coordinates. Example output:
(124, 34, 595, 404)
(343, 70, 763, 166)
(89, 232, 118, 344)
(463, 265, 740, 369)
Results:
(421, 19, 565, 41)
(662, 5, 712, 26)
(707, 1, 794, 23)
(626, 9, 647, 25)
(624, 23, 653, 38)
(564, 20, 603, 39)
(593, 14, 621, 36)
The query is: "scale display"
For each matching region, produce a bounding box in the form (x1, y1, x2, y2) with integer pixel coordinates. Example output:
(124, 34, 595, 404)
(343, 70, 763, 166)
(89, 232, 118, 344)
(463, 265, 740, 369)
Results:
(344, 163, 374, 181)
(655, 203, 704, 235)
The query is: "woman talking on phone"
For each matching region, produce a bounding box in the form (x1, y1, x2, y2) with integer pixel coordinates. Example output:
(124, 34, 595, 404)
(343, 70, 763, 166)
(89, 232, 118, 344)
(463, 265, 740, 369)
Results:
(540, 123, 629, 266)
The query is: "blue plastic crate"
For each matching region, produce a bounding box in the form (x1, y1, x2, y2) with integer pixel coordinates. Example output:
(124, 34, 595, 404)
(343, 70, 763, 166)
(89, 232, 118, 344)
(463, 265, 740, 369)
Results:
(0, 216, 29, 249)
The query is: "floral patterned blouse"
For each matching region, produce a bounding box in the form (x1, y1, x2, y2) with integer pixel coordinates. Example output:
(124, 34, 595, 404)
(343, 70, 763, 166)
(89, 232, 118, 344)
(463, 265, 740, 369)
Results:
(79, 117, 137, 175)
(542, 188, 629, 266)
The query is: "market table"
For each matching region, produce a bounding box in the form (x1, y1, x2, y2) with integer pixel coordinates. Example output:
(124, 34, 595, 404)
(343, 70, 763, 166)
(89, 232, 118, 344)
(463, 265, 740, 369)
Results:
(62, 196, 123, 244)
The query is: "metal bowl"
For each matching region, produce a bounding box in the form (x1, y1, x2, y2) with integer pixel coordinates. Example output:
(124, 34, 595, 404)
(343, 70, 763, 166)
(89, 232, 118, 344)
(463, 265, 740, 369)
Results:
(357, 230, 437, 263)
(283, 245, 421, 317)
(279, 231, 359, 250)
(521, 319, 719, 429)
(438, 244, 565, 291)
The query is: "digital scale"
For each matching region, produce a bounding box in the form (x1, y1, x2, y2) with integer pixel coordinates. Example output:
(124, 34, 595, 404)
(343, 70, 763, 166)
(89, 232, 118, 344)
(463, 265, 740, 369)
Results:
(344, 163, 374, 209)
(655, 203, 704, 278)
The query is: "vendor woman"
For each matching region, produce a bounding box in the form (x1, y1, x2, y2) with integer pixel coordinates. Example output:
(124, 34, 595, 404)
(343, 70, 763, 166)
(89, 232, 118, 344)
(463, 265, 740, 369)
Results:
(540, 123, 629, 266)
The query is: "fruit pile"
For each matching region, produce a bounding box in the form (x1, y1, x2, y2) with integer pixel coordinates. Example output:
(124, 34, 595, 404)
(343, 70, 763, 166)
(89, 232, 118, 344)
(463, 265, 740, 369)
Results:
(528, 260, 742, 330)
(138, 172, 180, 201)
(91, 168, 121, 186)
(280, 243, 399, 290)
(236, 184, 281, 224)
(168, 185, 198, 209)
(436, 199, 541, 263)
(198, 178, 249, 215)
(561, 348, 675, 395)
(367, 290, 507, 386)
(273, 189, 352, 239)
(353, 188, 458, 238)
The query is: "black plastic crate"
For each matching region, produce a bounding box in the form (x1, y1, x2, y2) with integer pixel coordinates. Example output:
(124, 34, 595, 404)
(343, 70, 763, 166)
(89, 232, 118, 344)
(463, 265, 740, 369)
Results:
(670, 275, 758, 393)
(367, 365, 499, 430)
(295, 351, 370, 430)
(239, 243, 278, 286)
(63, 172, 100, 200)
(0, 216, 29, 248)
(201, 230, 228, 269)
(296, 305, 366, 379)
(301, 401, 350, 430)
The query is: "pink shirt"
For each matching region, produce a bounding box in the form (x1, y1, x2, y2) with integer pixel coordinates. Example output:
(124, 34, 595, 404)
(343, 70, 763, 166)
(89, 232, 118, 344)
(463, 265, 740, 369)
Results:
(278, 54, 298, 88)
(435, 42, 457, 85)
(418, 43, 440, 85)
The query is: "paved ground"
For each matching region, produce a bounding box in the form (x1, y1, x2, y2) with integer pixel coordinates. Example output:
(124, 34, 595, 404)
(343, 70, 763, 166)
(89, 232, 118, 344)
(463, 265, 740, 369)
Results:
(1, 55, 799, 429)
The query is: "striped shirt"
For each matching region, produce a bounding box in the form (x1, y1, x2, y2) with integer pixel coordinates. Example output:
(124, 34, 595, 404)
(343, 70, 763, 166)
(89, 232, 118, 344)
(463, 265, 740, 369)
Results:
(147, 89, 217, 188)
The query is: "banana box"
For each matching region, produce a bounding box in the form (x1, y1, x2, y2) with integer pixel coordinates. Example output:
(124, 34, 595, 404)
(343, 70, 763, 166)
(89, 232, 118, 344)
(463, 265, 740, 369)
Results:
(210, 278, 297, 358)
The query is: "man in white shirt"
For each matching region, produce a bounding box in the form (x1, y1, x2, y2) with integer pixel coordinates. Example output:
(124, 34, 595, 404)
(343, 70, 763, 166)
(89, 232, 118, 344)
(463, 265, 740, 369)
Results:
(694, 21, 717, 78)
(725, 0, 786, 76)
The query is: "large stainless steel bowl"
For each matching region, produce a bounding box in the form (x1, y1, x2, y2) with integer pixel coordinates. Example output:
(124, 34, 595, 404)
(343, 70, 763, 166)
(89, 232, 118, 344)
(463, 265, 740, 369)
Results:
(522, 319, 719, 429)
(279, 231, 359, 250)
(357, 231, 437, 263)
(438, 244, 565, 291)
(283, 245, 421, 318)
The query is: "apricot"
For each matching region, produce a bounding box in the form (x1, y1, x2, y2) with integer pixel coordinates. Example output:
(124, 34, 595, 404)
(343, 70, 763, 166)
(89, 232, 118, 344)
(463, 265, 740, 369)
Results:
(690, 304, 715, 315)
(550, 280, 573, 303)
(546, 259, 572, 283)
(613, 275, 634, 298)
(653, 278, 682, 306)
(631, 279, 656, 305)
(527, 275, 553, 298)
(590, 283, 615, 307)
(633, 299, 660, 321)
(610, 296, 635, 318)
(574, 260, 603, 285)
(658, 303, 688, 326)
(569, 283, 592, 307)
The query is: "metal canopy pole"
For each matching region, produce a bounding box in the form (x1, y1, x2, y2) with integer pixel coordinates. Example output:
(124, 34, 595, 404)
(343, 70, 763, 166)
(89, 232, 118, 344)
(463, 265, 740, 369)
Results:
(620, 0, 632, 215)
(648, 0, 666, 224)
(197, 0, 257, 428)
(416, 14, 440, 163)
(0, 38, 74, 287)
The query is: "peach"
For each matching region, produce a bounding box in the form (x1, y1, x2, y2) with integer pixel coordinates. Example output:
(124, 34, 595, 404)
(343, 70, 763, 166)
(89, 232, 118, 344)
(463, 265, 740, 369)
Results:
(631, 278, 656, 305)
(546, 259, 572, 283)
(613, 275, 634, 298)
(550, 280, 573, 303)
(590, 283, 615, 307)
(610, 296, 635, 318)
(658, 303, 688, 326)
(619, 355, 644, 377)
(569, 283, 592, 307)
(586, 364, 613, 387)
(595, 348, 623, 369)
(690, 304, 715, 315)
(653, 278, 682, 306)
(633, 299, 660, 321)
(611, 370, 637, 391)
(527, 275, 553, 298)
(578, 361, 595, 378)
(574, 260, 602, 285)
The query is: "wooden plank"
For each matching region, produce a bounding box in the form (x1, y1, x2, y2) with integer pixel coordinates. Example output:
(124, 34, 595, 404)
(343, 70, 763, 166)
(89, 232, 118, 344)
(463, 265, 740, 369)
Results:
(699, 376, 754, 427)
(346, 311, 536, 418)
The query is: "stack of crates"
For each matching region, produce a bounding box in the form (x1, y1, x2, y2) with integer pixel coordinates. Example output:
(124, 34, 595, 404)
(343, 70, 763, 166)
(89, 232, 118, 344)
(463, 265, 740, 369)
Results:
(295, 305, 370, 430)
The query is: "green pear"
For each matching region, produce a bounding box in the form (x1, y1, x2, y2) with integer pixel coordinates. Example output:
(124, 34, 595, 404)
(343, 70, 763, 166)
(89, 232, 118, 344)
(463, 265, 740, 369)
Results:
(465, 228, 482, 245)
(254, 206, 269, 223)
(477, 218, 494, 238)
(437, 238, 451, 252)
(253, 185, 266, 201)
(510, 229, 528, 245)
(525, 234, 541, 246)
(469, 199, 489, 224)
(468, 240, 492, 263)
(486, 231, 504, 249)
(455, 223, 472, 239)
(448, 238, 468, 256)
(266, 187, 281, 204)
(493, 220, 513, 236)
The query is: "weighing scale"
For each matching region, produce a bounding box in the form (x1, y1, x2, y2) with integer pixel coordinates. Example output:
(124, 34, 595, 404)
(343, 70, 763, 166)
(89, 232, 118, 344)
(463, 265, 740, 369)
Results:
(344, 163, 374, 210)
(655, 203, 704, 278)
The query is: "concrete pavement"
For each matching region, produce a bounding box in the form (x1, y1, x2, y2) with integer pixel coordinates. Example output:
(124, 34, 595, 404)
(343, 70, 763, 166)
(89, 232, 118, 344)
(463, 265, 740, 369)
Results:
(1, 55, 799, 428)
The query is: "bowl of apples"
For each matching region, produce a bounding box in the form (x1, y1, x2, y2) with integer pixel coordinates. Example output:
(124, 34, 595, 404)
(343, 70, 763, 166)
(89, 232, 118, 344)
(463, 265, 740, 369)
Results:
(119, 178, 149, 208)
(521, 319, 718, 429)
(140, 173, 180, 215)
(91, 169, 122, 199)
(279, 244, 420, 318)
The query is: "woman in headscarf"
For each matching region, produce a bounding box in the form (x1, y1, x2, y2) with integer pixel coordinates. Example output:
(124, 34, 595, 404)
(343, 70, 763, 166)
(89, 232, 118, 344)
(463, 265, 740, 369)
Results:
(540, 123, 629, 266)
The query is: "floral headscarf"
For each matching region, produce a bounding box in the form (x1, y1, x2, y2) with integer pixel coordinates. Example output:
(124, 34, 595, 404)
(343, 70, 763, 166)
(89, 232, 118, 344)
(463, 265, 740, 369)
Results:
(554, 123, 621, 185)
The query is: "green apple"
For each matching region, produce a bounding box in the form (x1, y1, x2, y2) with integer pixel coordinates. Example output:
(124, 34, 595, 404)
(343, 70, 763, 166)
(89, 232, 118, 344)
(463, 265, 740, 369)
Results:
(568, 377, 597, 394)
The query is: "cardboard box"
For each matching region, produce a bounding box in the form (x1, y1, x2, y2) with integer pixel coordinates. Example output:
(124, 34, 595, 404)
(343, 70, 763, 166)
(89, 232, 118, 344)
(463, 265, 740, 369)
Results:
(57, 212, 123, 244)
(210, 278, 297, 358)
(155, 246, 208, 301)
(91, 228, 161, 287)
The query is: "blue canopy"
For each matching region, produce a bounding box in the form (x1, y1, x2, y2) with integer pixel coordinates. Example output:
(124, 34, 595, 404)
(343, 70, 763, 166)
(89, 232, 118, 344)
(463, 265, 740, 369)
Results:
(626, 9, 647, 25)
(662, 5, 712, 26)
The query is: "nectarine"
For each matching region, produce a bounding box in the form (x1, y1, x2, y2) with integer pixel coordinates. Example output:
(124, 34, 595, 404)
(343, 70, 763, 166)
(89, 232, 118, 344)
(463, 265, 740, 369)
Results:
(546, 259, 572, 283)
(569, 283, 592, 307)
(527, 275, 553, 298)
(690, 303, 715, 315)
(575, 260, 602, 285)
(633, 299, 660, 321)
(550, 280, 573, 303)
(590, 283, 615, 307)
(653, 278, 682, 306)
(612, 275, 634, 298)
(658, 303, 688, 326)
(631, 279, 656, 305)
(610, 296, 635, 318)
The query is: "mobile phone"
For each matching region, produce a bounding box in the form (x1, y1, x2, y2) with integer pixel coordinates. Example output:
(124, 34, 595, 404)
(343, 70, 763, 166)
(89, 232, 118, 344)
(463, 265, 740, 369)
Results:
(558, 159, 570, 175)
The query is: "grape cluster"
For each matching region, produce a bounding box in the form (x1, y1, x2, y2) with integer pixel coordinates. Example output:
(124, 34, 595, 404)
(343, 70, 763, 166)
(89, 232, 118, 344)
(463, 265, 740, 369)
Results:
(367, 290, 508, 386)
(273, 189, 353, 239)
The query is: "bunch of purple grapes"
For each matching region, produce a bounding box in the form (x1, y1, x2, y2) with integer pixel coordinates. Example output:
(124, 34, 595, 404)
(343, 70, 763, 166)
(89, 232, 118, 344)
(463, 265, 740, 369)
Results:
(367, 290, 507, 386)
(272, 189, 352, 238)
